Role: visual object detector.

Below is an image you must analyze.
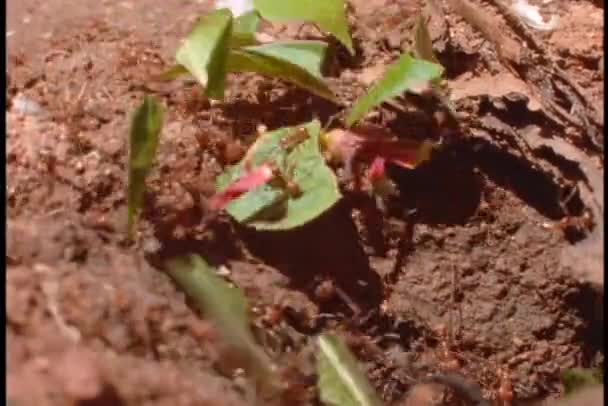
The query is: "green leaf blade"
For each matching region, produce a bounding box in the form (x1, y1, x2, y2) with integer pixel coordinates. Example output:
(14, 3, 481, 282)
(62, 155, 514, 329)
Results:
(317, 334, 383, 406)
(231, 10, 263, 48)
(414, 15, 441, 65)
(176, 9, 233, 100)
(166, 255, 277, 388)
(346, 54, 444, 127)
(234, 10, 262, 34)
(242, 40, 328, 77)
(254, 0, 354, 54)
(561, 368, 603, 395)
(227, 46, 335, 101)
(127, 96, 163, 238)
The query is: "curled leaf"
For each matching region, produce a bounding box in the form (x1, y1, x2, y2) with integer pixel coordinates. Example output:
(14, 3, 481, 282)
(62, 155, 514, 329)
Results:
(176, 9, 233, 100)
(127, 96, 163, 238)
(321, 127, 436, 171)
(166, 255, 279, 395)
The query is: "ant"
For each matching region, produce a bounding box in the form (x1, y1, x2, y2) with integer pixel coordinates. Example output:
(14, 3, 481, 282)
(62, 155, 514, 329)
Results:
(279, 126, 311, 152)
(264, 126, 312, 199)
(268, 162, 304, 199)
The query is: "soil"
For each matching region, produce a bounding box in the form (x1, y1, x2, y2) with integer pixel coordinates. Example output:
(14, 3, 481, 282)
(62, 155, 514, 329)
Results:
(6, 0, 604, 405)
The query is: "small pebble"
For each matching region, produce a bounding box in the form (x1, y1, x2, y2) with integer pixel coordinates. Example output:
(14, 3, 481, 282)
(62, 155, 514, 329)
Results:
(12, 94, 44, 116)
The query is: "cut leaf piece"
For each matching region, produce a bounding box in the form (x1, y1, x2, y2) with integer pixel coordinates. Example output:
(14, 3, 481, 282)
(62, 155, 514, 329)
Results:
(227, 46, 335, 101)
(317, 334, 383, 406)
(127, 96, 164, 238)
(216, 120, 341, 230)
(254, 0, 354, 54)
(166, 255, 279, 394)
(346, 54, 444, 127)
(176, 9, 233, 100)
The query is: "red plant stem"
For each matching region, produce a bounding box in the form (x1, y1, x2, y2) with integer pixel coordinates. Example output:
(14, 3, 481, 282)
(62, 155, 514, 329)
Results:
(208, 164, 275, 211)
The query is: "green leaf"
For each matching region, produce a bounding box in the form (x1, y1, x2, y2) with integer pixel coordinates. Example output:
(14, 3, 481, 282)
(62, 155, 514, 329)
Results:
(346, 54, 444, 127)
(216, 120, 341, 230)
(127, 96, 163, 238)
(231, 10, 263, 48)
(414, 15, 440, 65)
(176, 9, 233, 100)
(317, 334, 383, 406)
(561, 368, 603, 395)
(166, 255, 279, 393)
(254, 0, 354, 54)
(242, 40, 328, 77)
(156, 64, 190, 81)
(234, 10, 262, 34)
(227, 44, 335, 101)
(162, 41, 333, 100)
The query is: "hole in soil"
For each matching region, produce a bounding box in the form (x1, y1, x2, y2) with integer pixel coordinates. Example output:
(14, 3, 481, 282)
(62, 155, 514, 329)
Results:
(478, 96, 554, 129)
(465, 139, 578, 220)
(564, 284, 605, 366)
(387, 149, 483, 226)
(438, 48, 481, 80)
(533, 146, 591, 186)
(323, 35, 368, 75)
(79, 384, 124, 406)
(236, 201, 384, 312)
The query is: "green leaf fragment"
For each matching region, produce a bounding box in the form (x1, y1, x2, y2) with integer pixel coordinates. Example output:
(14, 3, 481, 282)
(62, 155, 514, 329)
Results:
(234, 10, 262, 34)
(176, 9, 233, 100)
(169, 9, 334, 101)
(346, 54, 444, 126)
(242, 40, 328, 77)
(254, 0, 354, 54)
(561, 368, 603, 395)
(317, 334, 383, 406)
(216, 120, 341, 230)
(157, 64, 189, 81)
(127, 96, 163, 238)
(227, 45, 335, 101)
(231, 10, 263, 48)
(166, 255, 278, 392)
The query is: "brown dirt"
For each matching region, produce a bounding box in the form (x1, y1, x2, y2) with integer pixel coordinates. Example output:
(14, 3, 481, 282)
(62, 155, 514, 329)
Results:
(6, 0, 604, 405)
